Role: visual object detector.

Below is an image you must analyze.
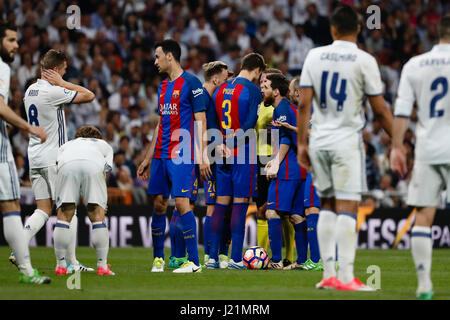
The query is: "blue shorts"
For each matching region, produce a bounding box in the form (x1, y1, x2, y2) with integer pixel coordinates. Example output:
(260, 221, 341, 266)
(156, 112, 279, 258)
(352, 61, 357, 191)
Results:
(304, 173, 320, 208)
(203, 165, 216, 205)
(147, 158, 194, 198)
(216, 163, 257, 198)
(267, 179, 305, 215)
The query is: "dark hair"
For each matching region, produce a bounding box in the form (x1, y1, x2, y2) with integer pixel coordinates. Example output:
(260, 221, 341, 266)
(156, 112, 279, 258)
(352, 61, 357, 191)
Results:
(266, 73, 290, 97)
(154, 39, 181, 62)
(438, 15, 450, 41)
(0, 21, 17, 40)
(330, 5, 358, 36)
(40, 49, 67, 70)
(75, 126, 103, 139)
(262, 68, 282, 75)
(241, 52, 266, 72)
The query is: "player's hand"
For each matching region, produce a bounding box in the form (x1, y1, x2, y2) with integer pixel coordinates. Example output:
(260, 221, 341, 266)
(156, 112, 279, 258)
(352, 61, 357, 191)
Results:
(28, 125, 46, 143)
(41, 69, 64, 87)
(265, 159, 279, 179)
(390, 146, 407, 178)
(200, 152, 212, 180)
(297, 144, 311, 171)
(271, 120, 298, 133)
(137, 159, 151, 180)
(216, 144, 232, 158)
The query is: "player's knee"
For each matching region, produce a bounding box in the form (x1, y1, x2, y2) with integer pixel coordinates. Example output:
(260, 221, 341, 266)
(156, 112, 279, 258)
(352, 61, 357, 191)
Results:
(265, 209, 280, 220)
(153, 198, 168, 214)
(175, 197, 190, 214)
(87, 203, 105, 222)
(57, 203, 76, 222)
(289, 214, 305, 225)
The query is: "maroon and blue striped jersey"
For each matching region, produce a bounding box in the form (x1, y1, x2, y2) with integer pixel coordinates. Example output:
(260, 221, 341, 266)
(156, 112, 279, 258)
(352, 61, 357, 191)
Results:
(154, 71, 207, 160)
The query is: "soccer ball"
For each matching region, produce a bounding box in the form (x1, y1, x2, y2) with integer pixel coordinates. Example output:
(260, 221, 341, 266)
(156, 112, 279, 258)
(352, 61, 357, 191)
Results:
(243, 246, 269, 269)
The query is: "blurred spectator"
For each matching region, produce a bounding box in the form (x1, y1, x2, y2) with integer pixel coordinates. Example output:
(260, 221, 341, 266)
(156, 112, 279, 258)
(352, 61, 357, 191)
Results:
(284, 23, 313, 76)
(303, 3, 332, 46)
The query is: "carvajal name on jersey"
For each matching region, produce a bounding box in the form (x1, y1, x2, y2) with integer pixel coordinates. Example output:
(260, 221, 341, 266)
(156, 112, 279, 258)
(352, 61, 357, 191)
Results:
(320, 52, 357, 62)
(419, 57, 450, 67)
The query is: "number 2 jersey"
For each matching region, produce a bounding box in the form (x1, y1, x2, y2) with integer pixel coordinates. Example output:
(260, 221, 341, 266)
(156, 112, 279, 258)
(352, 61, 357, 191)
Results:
(24, 79, 78, 168)
(394, 44, 450, 164)
(299, 40, 383, 150)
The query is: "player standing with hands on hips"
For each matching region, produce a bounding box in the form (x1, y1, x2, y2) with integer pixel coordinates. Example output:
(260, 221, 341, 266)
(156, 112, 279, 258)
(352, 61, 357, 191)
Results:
(390, 15, 450, 300)
(297, 5, 393, 291)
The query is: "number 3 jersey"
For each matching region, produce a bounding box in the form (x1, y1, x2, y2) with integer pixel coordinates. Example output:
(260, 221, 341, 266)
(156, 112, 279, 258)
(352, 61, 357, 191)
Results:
(394, 44, 450, 164)
(24, 79, 78, 168)
(300, 40, 383, 150)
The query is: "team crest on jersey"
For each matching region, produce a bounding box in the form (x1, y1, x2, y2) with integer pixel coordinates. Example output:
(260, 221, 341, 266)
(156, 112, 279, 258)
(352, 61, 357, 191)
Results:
(172, 90, 180, 99)
(0, 79, 5, 88)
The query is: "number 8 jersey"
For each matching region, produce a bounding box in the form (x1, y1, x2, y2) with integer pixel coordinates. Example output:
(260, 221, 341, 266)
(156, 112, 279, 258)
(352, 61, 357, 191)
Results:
(394, 44, 450, 164)
(24, 79, 78, 168)
(299, 40, 383, 150)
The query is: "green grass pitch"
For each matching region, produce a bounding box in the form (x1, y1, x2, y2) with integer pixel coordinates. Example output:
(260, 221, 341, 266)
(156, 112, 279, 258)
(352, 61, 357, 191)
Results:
(1, 246, 449, 300)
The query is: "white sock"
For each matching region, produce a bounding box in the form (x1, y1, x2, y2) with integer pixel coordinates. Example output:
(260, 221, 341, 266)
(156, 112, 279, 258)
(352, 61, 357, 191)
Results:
(66, 213, 78, 265)
(53, 220, 71, 268)
(336, 213, 357, 283)
(3, 213, 34, 276)
(24, 209, 49, 243)
(411, 226, 433, 293)
(92, 222, 109, 269)
(317, 210, 337, 279)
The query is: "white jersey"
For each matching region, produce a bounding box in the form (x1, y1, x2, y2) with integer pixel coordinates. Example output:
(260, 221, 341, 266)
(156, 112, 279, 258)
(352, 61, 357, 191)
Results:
(394, 44, 450, 164)
(24, 79, 77, 168)
(0, 57, 13, 163)
(300, 40, 383, 150)
(57, 138, 113, 174)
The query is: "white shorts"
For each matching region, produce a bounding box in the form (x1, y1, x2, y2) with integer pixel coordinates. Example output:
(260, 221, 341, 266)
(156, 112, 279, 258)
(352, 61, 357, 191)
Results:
(0, 161, 20, 201)
(55, 160, 107, 209)
(30, 165, 57, 201)
(309, 147, 366, 201)
(407, 162, 450, 207)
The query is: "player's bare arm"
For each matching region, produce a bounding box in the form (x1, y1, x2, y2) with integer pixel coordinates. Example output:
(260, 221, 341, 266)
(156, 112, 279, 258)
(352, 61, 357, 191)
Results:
(265, 143, 289, 179)
(194, 111, 212, 180)
(389, 116, 409, 178)
(367, 95, 394, 138)
(272, 120, 298, 133)
(0, 95, 46, 142)
(297, 87, 313, 171)
(42, 69, 95, 103)
(137, 119, 159, 180)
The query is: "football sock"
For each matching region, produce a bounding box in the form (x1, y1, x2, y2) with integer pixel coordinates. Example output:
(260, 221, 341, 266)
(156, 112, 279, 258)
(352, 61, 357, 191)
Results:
(306, 213, 321, 263)
(257, 219, 269, 250)
(210, 203, 227, 261)
(151, 212, 166, 259)
(411, 225, 433, 293)
(53, 220, 71, 269)
(179, 211, 199, 266)
(92, 221, 109, 269)
(24, 209, 49, 243)
(174, 211, 186, 258)
(336, 212, 357, 283)
(220, 215, 231, 256)
(282, 217, 295, 262)
(66, 213, 78, 265)
(3, 212, 34, 276)
(317, 209, 337, 279)
(230, 202, 249, 263)
(203, 215, 212, 256)
(293, 220, 308, 264)
(268, 218, 283, 263)
(169, 212, 178, 258)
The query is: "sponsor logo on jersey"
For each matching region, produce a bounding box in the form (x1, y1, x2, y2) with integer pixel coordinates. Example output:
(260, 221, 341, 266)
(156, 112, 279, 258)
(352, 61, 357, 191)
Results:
(63, 88, 71, 95)
(276, 115, 287, 122)
(192, 88, 203, 98)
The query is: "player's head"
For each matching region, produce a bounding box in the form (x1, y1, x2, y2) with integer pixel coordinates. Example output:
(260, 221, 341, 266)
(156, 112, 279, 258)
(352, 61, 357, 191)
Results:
(154, 39, 181, 73)
(240, 52, 266, 82)
(40, 49, 68, 76)
(261, 73, 289, 106)
(330, 5, 360, 40)
(438, 15, 450, 43)
(75, 126, 103, 140)
(0, 21, 18, 63)
(260, 68, 282, 90)
(227, 70, 234, 80)
(203, 61, 228, 88)
(289, 75, 301, 105)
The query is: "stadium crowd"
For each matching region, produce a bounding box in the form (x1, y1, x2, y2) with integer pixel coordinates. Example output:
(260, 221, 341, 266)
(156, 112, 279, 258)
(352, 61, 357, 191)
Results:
(1, 0, 449, 208)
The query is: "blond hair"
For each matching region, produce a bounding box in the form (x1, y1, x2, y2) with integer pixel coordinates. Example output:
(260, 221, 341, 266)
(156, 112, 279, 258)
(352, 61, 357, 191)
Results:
(202, 61, 228, 82)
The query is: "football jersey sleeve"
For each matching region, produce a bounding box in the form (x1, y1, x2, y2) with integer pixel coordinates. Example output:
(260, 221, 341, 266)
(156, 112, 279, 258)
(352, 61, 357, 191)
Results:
(299, 52, 314, 88)
(274, 104, 292, 146)
(363, 55, 384, 97)
(394, 61, 415, 118)
(48, 85, 78, 106)
(0, 65, 10, 100)
(188, 76, 207, 113)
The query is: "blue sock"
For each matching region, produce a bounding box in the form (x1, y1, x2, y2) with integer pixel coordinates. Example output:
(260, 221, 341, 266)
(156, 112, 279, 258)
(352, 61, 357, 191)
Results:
(294, 220, 308, 264)
(268, 218, 282, 263)
(230, 202, 248, 263)
(178, 211, 199, 266)
(219, 216, 231, 256)
(209, 203, 227, 261)
(169, 212, 178, 257)
(307, 213, 320, 263)
(203, 216, 211, 256)
(170, 210, 186, 258)
(151, 212, 166, 259)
